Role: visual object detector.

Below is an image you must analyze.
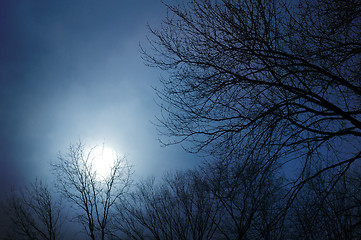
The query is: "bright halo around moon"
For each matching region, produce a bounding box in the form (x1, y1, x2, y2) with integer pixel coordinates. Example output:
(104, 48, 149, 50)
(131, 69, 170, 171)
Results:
(90, 145, 117, 179)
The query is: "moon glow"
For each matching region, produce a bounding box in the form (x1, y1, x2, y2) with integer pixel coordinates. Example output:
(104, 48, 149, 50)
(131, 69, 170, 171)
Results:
(90, 145, 117, 179)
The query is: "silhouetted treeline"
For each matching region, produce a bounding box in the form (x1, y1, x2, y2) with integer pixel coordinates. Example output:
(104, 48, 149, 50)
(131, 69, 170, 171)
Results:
(114, 160, 361, 239)
(3, 155, 361, 239)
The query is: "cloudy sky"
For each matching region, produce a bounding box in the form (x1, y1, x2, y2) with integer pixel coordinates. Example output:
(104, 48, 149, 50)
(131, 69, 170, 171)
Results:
(0, 0, 200, 200)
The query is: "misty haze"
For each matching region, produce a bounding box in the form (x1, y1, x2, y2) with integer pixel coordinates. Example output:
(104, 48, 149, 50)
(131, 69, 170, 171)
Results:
(1, 0, 360, 239)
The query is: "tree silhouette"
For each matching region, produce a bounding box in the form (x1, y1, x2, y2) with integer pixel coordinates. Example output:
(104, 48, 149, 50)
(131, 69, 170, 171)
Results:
(143, 0, 361, 208)
(113, 157, 287, 240)
(52, 141, 132, 240)
(2, 179, 64, 240)
(202, 158, 285, 240)
(114, 170, 220, 240)
(291, 165, 361, 239)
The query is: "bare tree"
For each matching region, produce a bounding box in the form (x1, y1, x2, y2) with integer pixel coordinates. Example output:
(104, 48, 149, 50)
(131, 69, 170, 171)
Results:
(114, 170, 221, 240)
(201, 157, 285, 240)
(114, 158, 287, 240)
(143, 0, 361, 206)
(53, 141, 132, 240)
(291, 165, 361, 239)
(2, 179, 63, 240)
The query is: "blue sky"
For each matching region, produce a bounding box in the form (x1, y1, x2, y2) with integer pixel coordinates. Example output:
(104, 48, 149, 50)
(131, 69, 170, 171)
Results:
(0, 0, 200, 199)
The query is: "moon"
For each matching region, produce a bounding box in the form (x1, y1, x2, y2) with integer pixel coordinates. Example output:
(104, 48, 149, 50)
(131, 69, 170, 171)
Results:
(90, 145, 117, 179)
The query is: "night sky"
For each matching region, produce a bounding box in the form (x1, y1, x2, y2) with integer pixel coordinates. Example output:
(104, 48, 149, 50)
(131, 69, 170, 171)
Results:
(0, 0, 199, 204)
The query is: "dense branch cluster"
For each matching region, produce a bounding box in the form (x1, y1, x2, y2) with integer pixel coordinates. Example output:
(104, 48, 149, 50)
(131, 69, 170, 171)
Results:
(113, 162, 361, 239)
(144, 0, 361, 189)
